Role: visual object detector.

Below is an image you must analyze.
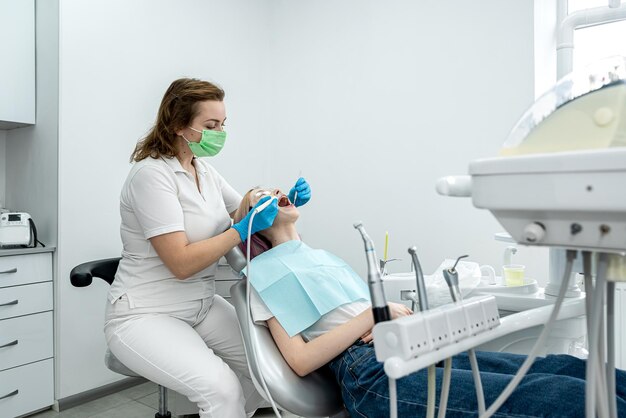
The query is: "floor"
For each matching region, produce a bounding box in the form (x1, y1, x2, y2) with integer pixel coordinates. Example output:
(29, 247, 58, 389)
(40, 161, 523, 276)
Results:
(28, 382, 301, 418)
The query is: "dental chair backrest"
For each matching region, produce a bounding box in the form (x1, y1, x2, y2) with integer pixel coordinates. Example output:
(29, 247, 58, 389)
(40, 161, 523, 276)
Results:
(226, 246, 347, 418)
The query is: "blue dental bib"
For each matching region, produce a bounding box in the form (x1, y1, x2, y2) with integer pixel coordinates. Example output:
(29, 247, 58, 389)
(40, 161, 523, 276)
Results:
(247, 240, 370, 337)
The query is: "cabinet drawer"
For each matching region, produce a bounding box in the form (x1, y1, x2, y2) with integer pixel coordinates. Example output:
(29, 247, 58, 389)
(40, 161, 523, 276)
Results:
(0, 311, 53, 371)
(0, 282, 52, 320)
(215, 280, 239, 298)
(0, 253, 52, 288)
(0, 359, 54, 418)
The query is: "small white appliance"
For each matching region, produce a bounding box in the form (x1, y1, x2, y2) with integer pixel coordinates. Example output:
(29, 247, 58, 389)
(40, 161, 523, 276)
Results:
(0, 212, 36, 247)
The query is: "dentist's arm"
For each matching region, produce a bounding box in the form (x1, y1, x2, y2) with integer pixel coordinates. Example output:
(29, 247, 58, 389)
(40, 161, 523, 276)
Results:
(150, 229, 241, 280)
(267, 302, 410, 377)
(151, 197, 278, 280)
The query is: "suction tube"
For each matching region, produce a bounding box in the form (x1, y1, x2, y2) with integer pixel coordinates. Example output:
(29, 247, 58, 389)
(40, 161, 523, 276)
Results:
(354, 222, 391, 323)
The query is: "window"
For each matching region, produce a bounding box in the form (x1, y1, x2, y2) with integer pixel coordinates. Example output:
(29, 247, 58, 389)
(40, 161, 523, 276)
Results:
(569, 0, 612, 13)
(566, 1, 626, 69)
(574, 20, 626, 68)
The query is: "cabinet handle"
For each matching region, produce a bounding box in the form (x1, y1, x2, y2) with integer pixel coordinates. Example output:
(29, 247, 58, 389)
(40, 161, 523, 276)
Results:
(0, 389, 18, 400)
(0, 268, 17, 275)
(0, 300, 18, 307)
(0, 339, 18, 349)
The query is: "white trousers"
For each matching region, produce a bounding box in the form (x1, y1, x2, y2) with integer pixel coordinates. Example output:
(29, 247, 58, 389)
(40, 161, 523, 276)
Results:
(104, 294, 265, 418)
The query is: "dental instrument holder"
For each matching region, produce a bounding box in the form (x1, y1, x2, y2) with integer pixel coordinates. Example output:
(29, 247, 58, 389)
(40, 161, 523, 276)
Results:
(443, 255, 469, 303)
(354, 222, 391, 323)
(408, 247, 429, 312)
(380, 258, 401, 276)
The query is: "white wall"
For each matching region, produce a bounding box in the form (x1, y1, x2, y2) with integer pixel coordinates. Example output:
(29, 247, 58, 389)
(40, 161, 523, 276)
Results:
(268, 0, 549, 282)
(5, 0, 59, 247)
(53, 0, 550, 400)
(57, 0, 273, 398)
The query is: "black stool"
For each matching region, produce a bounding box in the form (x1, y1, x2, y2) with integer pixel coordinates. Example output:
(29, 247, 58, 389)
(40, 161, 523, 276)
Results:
(70, 258, 172, 418)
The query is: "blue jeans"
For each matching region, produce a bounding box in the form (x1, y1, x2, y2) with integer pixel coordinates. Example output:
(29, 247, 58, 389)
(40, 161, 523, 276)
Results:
(327, 341, 626, 417)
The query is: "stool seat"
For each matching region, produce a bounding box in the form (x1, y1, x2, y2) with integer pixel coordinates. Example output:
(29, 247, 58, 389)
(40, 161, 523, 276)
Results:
(105, 349, 139, 378)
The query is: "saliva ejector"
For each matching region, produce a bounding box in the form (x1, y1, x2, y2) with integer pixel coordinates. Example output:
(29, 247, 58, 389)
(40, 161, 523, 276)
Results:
(254, 195, 278, 213)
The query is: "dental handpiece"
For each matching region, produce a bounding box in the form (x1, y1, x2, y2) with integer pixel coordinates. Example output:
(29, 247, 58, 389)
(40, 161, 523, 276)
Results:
(354, 222, 391, 323)
(408, 247, 429, 312)
(443, 269, 462, 303)
(442, 255, 469, 302)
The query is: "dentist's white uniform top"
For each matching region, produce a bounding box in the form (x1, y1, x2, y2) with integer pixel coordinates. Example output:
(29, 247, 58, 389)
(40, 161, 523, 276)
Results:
(105, 155, 264, 418)
(108, 155, 241, 308)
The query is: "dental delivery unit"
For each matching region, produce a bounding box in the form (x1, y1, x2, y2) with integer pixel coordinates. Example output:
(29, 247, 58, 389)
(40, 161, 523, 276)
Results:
(356, 57, 626, 418)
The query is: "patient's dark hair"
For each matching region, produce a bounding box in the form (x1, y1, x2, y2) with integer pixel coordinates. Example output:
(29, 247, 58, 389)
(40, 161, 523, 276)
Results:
(233, 190, 273, 260)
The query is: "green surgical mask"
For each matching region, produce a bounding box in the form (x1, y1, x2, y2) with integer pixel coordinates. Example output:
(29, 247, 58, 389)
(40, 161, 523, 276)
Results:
(184, 127, 227, 157)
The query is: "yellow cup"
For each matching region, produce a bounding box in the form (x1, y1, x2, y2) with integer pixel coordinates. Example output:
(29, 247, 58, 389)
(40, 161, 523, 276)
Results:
(503, 264, 525, 287)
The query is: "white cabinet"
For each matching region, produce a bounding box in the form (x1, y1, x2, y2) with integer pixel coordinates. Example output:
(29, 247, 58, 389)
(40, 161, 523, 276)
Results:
(0, 0, 35, 129)
(0, 251, 54, 418)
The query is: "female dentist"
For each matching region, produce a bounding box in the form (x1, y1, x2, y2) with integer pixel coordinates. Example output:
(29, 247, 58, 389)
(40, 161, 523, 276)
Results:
(104, 78, 311, 418)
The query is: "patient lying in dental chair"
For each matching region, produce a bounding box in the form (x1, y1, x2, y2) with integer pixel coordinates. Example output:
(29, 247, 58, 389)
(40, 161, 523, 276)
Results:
(234, 187, 626, 418)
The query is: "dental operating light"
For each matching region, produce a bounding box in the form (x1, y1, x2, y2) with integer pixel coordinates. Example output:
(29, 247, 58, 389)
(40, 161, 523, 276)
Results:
(437, 56, 626, 418)
(438, 56, 626, 253)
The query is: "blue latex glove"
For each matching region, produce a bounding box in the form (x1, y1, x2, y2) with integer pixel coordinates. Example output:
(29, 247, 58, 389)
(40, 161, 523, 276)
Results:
(288, 177, 311, 207)
(232, 196, 279, 241)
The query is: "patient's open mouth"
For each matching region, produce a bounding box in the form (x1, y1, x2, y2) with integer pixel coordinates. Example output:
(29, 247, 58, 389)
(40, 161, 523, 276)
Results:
(278, 195, 291, 207)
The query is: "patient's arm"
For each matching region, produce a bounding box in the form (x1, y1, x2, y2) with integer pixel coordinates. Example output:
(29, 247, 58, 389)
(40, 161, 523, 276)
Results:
(267, 309, 374, 377)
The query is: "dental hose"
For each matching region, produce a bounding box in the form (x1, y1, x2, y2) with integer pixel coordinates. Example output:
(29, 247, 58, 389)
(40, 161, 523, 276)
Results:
(437, 358, 453, 418)
(586, 253, 610, 418)
(408, 248, 438, 418)
(480, 250, 577, 418)
(469, 350, 486, 415)
(607, 280, 618, 418)
(596, 276, 609, 418)
(427, 366, 436, 418)
(245, 209, 282, 418)
(442, 257, 485, 416)
(583, 252, 610, 418)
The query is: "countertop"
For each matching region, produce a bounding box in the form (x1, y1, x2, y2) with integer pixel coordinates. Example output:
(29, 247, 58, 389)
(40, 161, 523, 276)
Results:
(0, 246, 56, 256)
